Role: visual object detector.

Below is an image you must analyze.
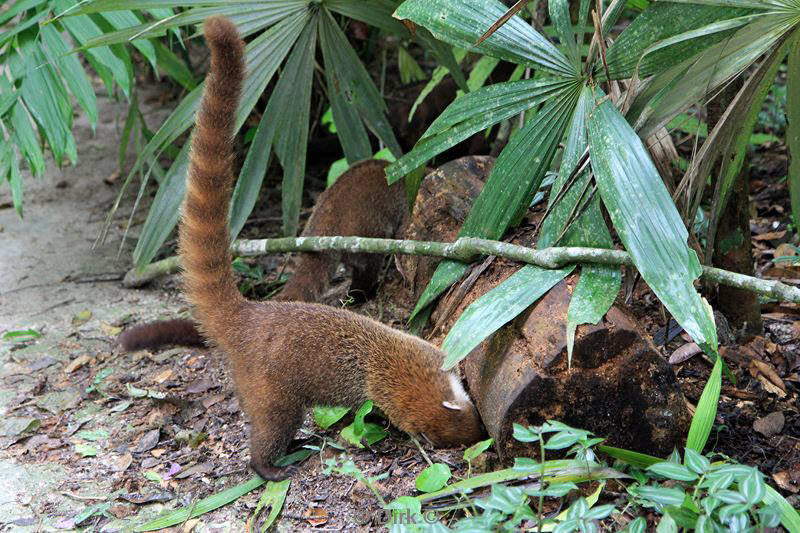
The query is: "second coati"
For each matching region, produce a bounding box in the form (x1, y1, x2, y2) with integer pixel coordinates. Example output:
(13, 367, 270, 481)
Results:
(118, 158, 405, 352)
(174, 16, 483, 480)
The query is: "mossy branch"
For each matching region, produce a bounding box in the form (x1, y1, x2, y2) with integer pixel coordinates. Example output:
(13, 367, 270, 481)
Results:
(122, 236, 800, 303)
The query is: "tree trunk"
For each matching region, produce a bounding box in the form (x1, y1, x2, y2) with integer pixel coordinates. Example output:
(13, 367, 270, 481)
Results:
(708, 80, 763, 335)
(391, 156, 691, 459)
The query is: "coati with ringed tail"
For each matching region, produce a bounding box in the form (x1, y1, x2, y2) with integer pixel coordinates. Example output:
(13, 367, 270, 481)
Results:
(179, 16, 483, 480)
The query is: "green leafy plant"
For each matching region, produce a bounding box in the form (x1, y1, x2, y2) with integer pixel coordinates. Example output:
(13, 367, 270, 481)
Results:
(375, 421, 800, 531)
(415, 463, 452, 493)
(463, 437, 493, 477)
(339, 400, 389, 448)
(67, 0, 465, 270)
(313, 405, 350, 429)
(0, 1, 191, 215)
(323, 456, 389, 507)
(2, 328, 42, 342)
(612, 0, 800, 266)
(629, 450, 783, 531)
(384, 0, 728, 458)
(134, 476, 277, 532)
(385, 0, 800, 464)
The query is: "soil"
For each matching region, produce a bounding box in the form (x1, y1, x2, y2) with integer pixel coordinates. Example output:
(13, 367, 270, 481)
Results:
(0, 84, 455, 532)
(1, 82, 799, 532)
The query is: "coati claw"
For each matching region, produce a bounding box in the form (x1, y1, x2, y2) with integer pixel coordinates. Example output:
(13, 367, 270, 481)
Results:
(250, 461, 298, 481)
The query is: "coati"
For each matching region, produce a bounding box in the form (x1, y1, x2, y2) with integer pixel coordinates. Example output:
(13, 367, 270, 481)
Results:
(118, 158, 405, 352)
(172, 16, 483, 480)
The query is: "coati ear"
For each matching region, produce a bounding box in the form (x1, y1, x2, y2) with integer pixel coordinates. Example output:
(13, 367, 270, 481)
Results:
(442, 401, 462, 411)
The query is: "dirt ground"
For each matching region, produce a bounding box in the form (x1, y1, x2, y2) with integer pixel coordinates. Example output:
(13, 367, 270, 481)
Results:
(2, 78, 799, 531)
(0, 86, 461, 532)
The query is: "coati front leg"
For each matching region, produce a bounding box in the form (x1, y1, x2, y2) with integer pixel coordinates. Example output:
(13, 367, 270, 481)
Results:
(347, 253, 386, 302)
(247, 403, 305, 481)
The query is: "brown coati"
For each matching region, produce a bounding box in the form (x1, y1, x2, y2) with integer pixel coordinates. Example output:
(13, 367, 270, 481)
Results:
(173, 16, 483, 480)
(119, 157, 405, 351)
(277, 158, 405, 302)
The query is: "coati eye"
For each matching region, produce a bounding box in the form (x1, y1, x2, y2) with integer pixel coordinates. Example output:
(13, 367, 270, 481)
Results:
(442, 401, 462, 411)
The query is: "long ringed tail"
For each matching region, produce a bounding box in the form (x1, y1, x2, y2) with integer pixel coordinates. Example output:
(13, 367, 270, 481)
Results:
(118, 319, 206, 351)
(179, 16, 247, 345)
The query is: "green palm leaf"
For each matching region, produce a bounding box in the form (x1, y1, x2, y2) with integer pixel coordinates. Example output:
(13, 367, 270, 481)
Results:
(394, 0, 575, 77)
(411, 85, 580, 318)
(588, 98, 718, 356)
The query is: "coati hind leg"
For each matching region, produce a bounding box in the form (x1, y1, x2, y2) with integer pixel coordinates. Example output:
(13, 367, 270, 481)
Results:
(247, 403, 305, 481)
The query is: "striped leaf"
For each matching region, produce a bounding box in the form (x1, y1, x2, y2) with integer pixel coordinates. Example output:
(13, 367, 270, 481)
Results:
(386, 78, 574, 182)
(786, 35, 800, 235)
(132, 11, 308, 267)
(441, 265, 574, 370)
(604, 2, 754, 80)
(588, 98, 718, 356)
(411, 84, 580, 318)
(393, 0, 576, 77)
(686, 356, 722, 452)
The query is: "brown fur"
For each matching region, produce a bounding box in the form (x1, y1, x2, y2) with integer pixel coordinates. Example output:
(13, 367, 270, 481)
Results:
(118, 158, 405, 350)
(276, 158, 405, 302)
(177, 16, 483, 480)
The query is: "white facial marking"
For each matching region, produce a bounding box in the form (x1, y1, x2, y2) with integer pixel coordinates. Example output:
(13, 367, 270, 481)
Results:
(442, 401, 462, 411)
(447, 374, 471, 404)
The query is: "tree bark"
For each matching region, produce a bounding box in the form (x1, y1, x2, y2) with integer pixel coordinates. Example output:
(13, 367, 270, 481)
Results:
(708, 80, 763, 335)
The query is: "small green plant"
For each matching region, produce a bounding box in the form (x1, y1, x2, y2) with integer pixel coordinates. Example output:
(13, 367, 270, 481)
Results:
(463, 437, 494, 477)
(630, 449, 782, 531)
(369, 421, 799, 531)
(323, 456, 389, 506)
(415, 463, 451, 493)
(313, 405, 350, 429)
(339, 400, 389, 448)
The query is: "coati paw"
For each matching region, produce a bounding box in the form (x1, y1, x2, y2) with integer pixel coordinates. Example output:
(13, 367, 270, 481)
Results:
(250, 460, 298, 481)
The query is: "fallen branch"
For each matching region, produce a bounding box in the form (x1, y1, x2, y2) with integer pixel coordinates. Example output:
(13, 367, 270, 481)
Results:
(122, 236, 800, 303)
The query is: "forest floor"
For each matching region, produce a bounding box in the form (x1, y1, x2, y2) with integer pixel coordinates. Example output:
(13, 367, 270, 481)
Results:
(0, 81, 798, 532)
(0, 84, 463, 532)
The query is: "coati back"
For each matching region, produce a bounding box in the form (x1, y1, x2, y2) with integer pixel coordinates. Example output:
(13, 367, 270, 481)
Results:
(178, 16, 483, 480)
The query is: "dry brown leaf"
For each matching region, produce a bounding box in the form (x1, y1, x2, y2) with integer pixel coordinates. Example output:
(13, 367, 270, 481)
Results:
(774, 242, 797, 258)
(669, 342, 702, 365)
(1, 363, 31, 377)
(763, 266, 800, 279)
(749, 359, 787, 395)
(304, 507, 329, 527)
(176, 518, 201, 533)
(64, 355, 91, 374)
(753, 230, 787, 241)
(104, 170, 120, 185)
(107, 452, 133, 472)
(752, 411, 785, 437)
(107, 503, 136, 519)
(99, 321, 122, 337)
(773, 468, 800, 493)
(202, 394, 225, 409)
(154, 368, 173, 383)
